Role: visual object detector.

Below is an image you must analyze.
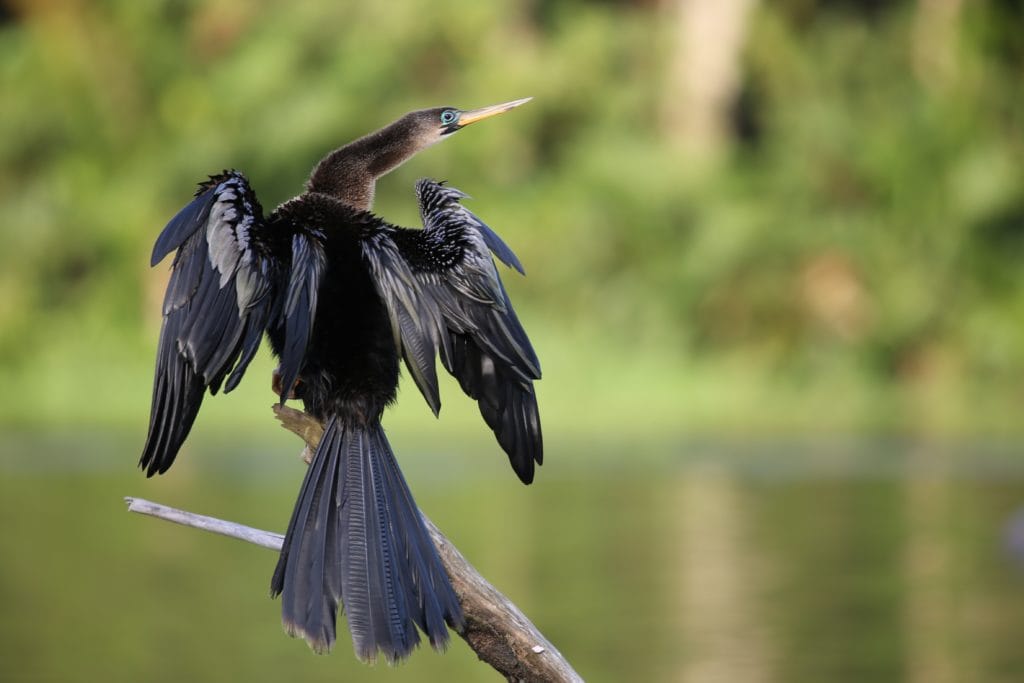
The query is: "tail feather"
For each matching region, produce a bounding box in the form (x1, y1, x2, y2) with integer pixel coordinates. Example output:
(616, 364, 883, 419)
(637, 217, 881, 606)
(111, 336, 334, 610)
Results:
(346, 428, 417, 660)
(274, 419, 342, 651)
(376, 436, 455, 647)
(271, 417, 462, 662)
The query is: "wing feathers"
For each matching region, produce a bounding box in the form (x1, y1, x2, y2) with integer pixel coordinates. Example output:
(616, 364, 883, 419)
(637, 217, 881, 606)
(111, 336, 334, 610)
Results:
(277, 232, 325, 405)
(362, 234, 444, 415)
(478, 219, 526, 275)
(362, 179, 542, 482)
(140, 171, 280, 475)
(150, 188, 217, 267)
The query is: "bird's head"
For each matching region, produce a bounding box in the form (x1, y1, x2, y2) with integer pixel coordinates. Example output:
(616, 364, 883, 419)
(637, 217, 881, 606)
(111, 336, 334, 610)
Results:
(401, 97, 533, 150)
(308, 97, 532, 208)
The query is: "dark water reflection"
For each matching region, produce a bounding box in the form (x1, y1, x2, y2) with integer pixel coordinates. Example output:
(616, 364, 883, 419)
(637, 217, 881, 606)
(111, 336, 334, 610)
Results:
(2, 434, 1024, 682)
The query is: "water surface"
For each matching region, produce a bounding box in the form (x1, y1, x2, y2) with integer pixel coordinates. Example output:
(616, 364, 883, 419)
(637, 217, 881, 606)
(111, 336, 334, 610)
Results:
(2, 434, 1022, 682)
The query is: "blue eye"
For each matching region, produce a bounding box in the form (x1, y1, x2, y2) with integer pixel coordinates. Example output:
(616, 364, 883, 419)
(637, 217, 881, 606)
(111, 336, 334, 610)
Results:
(440, 110, 458, 125)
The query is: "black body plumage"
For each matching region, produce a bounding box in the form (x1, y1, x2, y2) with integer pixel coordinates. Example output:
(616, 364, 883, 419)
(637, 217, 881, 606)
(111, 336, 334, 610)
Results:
(138, 100, 540, 663)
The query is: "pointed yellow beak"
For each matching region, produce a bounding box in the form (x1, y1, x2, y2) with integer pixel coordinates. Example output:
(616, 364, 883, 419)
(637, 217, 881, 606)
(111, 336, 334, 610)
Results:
(457, 97, 533, 128)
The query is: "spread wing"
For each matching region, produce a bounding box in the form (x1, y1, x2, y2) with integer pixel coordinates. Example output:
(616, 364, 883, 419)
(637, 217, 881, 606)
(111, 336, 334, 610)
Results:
(140, 171, 323, 476)
(362, 180, 542, 483)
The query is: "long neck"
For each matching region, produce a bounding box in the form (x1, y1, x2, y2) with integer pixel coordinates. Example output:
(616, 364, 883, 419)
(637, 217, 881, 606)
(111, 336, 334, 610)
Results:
(306, 117, 422, 211)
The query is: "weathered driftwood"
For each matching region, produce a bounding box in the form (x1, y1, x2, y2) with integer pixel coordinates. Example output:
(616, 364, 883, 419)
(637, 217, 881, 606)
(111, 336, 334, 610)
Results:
(126, 404, 582, 683)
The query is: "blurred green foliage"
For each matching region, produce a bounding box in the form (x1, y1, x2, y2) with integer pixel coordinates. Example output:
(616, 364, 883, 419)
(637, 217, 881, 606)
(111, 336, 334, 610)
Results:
(0, 0, 1022, 434)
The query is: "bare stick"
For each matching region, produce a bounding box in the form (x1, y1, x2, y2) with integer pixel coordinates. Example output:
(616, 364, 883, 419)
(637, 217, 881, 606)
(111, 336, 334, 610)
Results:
(124, 497, 283, 550)
(126, 405, 583, 683)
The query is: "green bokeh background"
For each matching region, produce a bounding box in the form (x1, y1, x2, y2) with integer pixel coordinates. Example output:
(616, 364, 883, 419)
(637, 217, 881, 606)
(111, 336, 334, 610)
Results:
(2, 1, 1023, 681)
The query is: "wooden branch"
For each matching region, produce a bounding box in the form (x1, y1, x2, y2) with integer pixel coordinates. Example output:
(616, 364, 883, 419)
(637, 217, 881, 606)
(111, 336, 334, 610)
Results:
(126, 405, 582, 683)
(125, 497, 283, 550)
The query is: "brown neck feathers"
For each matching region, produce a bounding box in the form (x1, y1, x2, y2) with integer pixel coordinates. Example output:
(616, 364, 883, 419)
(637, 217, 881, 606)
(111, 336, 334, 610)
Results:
(306, 117, 422, 211)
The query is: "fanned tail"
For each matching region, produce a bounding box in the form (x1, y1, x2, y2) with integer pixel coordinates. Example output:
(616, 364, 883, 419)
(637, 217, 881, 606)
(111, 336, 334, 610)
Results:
(270, 417, 463, 662)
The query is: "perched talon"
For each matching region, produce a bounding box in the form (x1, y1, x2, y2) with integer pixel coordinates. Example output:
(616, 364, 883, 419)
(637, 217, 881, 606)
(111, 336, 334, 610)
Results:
(272, 367, 304, 400)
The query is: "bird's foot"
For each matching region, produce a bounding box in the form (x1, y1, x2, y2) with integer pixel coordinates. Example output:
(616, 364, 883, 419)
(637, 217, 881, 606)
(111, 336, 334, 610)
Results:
(272, 367, 304, 401)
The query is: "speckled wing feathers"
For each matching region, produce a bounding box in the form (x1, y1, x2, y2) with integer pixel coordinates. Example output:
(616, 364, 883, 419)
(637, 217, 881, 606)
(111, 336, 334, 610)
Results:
(361, 180, 542, 483)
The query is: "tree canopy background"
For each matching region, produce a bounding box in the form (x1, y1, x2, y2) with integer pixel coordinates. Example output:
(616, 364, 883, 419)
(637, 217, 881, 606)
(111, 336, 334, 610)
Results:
(1, 0, 1022, 435)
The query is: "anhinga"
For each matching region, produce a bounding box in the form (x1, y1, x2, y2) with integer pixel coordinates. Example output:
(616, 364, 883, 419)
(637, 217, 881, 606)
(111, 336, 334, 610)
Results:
(139, 98, 541, 662)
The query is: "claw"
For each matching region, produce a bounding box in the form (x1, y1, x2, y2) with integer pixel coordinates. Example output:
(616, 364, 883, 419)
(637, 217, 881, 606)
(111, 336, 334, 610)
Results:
(272, 366, 304, 401)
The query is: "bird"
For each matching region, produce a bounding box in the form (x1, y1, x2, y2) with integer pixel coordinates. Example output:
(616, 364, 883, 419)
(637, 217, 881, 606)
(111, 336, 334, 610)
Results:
(138, 97, 541, 663)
